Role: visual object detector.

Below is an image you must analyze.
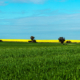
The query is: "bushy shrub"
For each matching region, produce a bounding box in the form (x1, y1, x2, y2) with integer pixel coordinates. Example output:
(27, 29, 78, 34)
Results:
(32, 40, 36, 43)
(28, 41, 32, 43)
(28, 40, 37, 43)
(66, 41, 71, 43)
(0, 40, 2, 42)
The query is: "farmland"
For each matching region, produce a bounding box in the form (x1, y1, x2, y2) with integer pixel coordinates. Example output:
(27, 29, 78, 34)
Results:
(1, 39, 80, 43)
(0, 42, 80, 80)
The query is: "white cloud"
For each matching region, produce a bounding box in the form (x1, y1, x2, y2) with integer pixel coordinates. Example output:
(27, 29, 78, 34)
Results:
(1, 13, 80, 30)
(0, 0, 46, 5)
(54, 0, 67, 2)
(0, 1, 7, 6)
(0, 13, 80, 40)
(0, 0, 67, 6)
(12, 0, 45, 4)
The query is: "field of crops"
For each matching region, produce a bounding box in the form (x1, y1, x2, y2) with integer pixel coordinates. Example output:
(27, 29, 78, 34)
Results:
(1, 39, 80, 43)
(0, 42, 80, 80)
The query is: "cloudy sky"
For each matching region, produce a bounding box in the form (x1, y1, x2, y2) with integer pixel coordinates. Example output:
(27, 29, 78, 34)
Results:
(0, 0, 80, 40)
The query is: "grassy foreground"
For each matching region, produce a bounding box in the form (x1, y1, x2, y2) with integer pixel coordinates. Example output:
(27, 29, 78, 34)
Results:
(0, 42, 80, 80)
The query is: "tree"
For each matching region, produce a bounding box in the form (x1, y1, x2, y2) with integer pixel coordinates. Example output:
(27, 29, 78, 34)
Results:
(30, 36, 35, 41)
(28, 36, 37, 43)
(58, 37, 65, 44)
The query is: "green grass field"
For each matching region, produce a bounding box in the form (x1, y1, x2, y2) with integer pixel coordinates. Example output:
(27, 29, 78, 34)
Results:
(0, 42, 80, 80)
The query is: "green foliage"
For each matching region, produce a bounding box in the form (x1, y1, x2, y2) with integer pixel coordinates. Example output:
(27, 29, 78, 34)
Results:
(29, 36, 36, 43)
(30, 36, 35, 41)
(66, 40, 72, 43)
(0, 42, 80, 80)
(0, 40, 2, 42)
(58, 37, 65, 44)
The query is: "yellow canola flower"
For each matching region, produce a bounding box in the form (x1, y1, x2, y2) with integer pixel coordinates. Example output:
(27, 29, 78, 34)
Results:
(67, 40, 80, 43)
(36, 40, 59, 43)
(1, 39, 29, 42)
(0, 39, 80, 43)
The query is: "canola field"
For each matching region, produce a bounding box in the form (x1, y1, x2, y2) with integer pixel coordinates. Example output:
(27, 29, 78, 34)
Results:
(1, 39, 80, 43)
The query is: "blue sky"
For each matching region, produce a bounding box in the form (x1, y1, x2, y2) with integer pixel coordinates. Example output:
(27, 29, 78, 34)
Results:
(0, 0, 80, 40)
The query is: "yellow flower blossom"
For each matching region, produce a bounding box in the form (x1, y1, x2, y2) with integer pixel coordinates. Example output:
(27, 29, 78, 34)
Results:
(1, 39, 80, 43)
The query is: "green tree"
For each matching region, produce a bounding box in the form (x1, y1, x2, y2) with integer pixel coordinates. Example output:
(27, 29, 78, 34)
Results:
(58, 37, 65, 45)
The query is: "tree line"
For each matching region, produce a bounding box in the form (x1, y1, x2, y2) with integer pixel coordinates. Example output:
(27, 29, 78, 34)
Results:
(28, 36, 72, 44)
(0, 36, 71, 44)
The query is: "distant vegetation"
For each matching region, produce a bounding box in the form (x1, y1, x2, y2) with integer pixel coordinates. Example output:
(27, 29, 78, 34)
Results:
(0, 40, 2, 42)
(66, 40, 72, 43)
(58, 37, 65, 44)
(28, 36, 66, 44)
(0, 37, 79, 43)
(28, 36, 36, 43)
